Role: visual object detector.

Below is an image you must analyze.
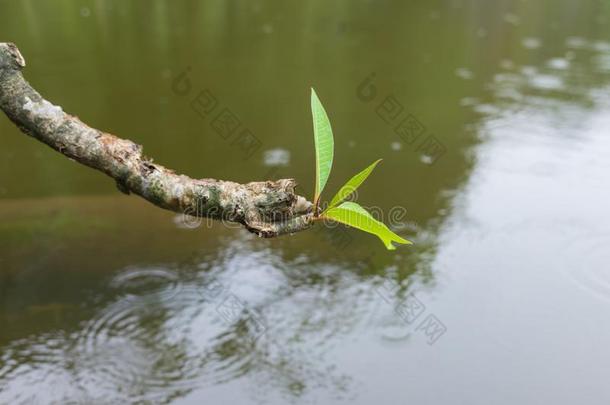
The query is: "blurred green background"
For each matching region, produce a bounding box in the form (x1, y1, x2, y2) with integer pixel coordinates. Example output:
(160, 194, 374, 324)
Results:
(1, 1, 610, 404)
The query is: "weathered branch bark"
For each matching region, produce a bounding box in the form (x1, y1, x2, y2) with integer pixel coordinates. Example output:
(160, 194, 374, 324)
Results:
(0, 43, 314, 237)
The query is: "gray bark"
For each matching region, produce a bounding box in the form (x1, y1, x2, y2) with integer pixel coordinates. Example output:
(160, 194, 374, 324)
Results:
(0, 43, 313, 237)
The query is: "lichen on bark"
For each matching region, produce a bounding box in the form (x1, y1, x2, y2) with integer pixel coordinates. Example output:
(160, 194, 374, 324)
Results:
(0, 42, 314, 237)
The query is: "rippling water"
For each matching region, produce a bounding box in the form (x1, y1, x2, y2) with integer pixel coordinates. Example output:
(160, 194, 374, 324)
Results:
(2, 0, 610, 404)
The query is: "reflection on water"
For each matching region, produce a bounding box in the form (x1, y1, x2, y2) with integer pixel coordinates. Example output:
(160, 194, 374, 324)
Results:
(2, 0, 610, 404)
(0, 230, 389, 403)
(0, 193, 443, 403)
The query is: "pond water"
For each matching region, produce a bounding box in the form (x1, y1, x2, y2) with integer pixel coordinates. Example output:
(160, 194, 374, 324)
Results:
(1, 0, 610, 404)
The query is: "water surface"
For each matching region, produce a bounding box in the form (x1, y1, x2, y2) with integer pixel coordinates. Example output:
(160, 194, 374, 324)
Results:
(1, 0, 610, 404)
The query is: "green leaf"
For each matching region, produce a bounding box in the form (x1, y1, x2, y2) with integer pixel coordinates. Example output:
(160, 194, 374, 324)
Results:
(323, 202, 412, 250)
(311, 88, 334, 204)
(325, 159, 382, 212)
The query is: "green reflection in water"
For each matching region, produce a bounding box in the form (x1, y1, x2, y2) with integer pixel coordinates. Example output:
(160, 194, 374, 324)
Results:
(1, 0, 610, 403)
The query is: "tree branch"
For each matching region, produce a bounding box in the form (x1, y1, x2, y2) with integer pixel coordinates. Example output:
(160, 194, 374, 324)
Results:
(0, 43, 314, 237)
